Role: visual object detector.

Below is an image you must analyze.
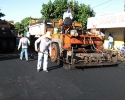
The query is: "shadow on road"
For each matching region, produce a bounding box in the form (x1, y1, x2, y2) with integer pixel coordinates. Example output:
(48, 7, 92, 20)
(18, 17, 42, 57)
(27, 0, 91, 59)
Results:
(48, 65, 63, 71)
(75, 64, 119, 71)
(0, 47, 38, 61)
(0, 54, 19, 61)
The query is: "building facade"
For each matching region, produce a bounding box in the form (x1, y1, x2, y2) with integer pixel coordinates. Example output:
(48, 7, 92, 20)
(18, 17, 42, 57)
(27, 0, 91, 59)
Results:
(87, 12, 125, 49)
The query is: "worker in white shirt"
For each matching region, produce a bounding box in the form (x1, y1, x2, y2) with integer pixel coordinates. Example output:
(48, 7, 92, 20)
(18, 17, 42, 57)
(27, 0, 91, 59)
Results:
(35, 31, 52, 72)
(62, 7, 73, 33)
(18, 33, 30, 61)
(108, 33, 115, 50)
(63, 8, 73, 20)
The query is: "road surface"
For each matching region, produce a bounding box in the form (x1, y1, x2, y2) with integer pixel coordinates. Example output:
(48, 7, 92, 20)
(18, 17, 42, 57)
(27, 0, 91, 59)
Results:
(0, 49, 125, 100)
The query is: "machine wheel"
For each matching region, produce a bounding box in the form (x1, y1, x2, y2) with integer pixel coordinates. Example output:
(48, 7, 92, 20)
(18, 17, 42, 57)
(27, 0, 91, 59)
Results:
(51, 43, 60, 62)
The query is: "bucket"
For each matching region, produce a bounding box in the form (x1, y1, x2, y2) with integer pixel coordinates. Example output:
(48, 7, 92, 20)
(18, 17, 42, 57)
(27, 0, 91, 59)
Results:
(54, 28, 58, 34)
(70, 30, 77, 35)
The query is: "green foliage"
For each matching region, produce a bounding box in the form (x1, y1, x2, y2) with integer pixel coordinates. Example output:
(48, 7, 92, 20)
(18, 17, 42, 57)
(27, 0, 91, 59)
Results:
(21, 17, 39, 28)
(14, 22, 24, 34)
(41, 0, 69, 20)
(21, 17, 31, 28)
(0, 9, 5, 18)
(40, 0, 95, 29)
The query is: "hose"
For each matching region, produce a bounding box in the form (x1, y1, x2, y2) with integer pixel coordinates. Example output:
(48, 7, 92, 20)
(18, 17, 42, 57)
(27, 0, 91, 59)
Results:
(89, 38, 104, 55)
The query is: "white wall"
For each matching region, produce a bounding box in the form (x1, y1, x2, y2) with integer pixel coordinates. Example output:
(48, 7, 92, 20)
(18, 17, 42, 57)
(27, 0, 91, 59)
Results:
(29, 23, 45, 36)
(87, 12, 125, 29)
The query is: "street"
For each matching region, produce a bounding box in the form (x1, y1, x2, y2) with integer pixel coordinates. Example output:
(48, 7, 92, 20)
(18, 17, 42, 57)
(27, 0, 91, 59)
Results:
(0, 49, 125, 100)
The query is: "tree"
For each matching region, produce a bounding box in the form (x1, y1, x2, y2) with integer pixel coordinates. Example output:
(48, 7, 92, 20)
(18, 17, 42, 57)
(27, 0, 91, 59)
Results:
(14, 22, 24, 34)
(21, 17, 31, 28)
(41, 0, 69, 20)
(0, 9, 5, 18)
(14, 17, 39, 34)
(41, 0, 95, 29)
(21, 17, 39, 28)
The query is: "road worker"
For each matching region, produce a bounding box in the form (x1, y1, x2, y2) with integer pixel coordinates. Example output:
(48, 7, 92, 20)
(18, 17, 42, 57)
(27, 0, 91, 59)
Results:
(108, 33, 115, 50)
(62, 7, 73, 33)
(63, 7, 73, 21)
(18, 33, 30, 61)
(35, 31, 52, 72)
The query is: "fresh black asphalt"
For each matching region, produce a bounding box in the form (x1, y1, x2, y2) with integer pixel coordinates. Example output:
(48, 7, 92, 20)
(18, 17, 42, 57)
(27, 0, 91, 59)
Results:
(0, 49, 125, 100)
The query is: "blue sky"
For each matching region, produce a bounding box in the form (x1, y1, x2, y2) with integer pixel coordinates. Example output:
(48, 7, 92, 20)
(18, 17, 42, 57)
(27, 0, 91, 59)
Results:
(0, 0, 122, 23)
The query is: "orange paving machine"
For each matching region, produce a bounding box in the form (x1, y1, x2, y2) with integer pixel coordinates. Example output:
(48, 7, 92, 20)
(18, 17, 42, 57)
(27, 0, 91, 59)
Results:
(29, 19, 119, 69)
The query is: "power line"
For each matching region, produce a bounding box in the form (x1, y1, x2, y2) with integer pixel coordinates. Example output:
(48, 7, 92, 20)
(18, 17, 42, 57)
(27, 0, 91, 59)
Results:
(95, 0, 119, 15)
(92, 0, 112, 8)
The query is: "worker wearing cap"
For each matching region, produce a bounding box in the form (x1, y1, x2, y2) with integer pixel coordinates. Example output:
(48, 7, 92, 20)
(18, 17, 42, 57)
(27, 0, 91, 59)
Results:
(18, 33, 30, 61)
(35, 31, 52, 72)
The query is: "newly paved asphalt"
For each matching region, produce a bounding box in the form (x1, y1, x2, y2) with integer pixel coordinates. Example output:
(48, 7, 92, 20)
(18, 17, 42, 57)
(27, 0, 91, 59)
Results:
(0, 49, 125, 100)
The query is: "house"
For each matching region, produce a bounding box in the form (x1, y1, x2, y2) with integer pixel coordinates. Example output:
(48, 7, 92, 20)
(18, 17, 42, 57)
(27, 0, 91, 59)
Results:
(87, 12, 125, 49)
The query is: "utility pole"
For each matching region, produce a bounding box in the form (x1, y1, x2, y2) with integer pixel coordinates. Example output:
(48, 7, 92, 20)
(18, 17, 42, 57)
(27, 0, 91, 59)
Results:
(122, 0, 125, 12)
(122, 0, 125, 43)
